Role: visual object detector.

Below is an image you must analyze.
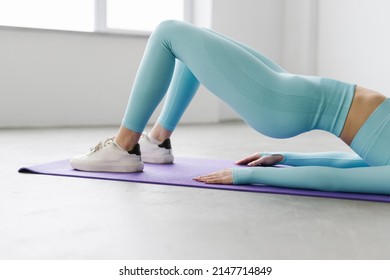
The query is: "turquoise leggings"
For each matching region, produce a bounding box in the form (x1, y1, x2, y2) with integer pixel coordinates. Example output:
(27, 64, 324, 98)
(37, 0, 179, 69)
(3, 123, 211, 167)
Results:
(123, 20, 354, 138)
(122, 20, 390, 195)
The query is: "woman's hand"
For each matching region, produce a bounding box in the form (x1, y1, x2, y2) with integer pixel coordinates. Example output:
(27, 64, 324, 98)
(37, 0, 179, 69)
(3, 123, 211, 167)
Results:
(235, 152, 284, 166)
(194, 153, 284, 185)
(193, 168, 233, 184)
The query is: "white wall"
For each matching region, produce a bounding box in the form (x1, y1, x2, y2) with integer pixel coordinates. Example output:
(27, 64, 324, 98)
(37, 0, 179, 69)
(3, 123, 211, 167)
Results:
(0, 26, 218, 128)
(317, 0, 390, 95)
(0, 27, 144, 127)
(282, 0, 318, 75)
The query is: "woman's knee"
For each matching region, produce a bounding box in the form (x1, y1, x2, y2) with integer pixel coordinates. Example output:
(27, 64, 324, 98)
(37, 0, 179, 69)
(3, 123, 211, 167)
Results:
(149, 20, 193, 48)
(153, 20, 184, 35)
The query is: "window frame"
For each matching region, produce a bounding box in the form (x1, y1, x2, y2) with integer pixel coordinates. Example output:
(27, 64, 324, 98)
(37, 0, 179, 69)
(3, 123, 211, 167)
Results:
(0, 0, 192, 36)
(95, 0, 193, 36)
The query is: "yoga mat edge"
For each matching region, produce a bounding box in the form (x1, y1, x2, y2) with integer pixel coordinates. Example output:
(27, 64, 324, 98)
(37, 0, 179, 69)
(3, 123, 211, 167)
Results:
(18, 157, 390, 203)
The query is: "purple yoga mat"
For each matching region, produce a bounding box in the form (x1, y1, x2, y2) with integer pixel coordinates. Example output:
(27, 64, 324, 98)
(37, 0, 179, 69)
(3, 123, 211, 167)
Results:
(19, 157, 390, 203)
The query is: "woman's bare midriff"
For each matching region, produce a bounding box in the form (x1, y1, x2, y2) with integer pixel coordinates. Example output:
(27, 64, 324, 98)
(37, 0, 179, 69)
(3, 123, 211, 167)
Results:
(340, 86, 387, 146)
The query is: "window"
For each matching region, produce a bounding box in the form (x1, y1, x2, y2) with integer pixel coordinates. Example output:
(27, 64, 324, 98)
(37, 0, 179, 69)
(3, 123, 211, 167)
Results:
(0, 0, 187, 34)
(106, 0, 185, 33)
(0, 0, 95, 32)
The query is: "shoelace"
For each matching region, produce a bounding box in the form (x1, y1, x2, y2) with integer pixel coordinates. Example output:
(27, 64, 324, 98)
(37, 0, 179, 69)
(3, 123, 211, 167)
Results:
(90, 137, 115, 153)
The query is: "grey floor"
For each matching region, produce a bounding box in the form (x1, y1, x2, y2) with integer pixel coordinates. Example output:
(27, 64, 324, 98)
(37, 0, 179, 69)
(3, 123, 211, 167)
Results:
(1, 122, 390, 260)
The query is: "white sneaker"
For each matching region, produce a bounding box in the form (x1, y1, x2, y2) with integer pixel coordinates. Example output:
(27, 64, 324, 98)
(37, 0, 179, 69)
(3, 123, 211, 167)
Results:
(139, 133, 174, 164)
(70, 137, 144, 172)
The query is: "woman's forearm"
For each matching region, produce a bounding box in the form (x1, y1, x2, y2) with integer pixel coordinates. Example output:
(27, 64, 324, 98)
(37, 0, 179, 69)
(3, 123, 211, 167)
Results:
(261, 151, 369, 168)
(232, 165, 390, 194)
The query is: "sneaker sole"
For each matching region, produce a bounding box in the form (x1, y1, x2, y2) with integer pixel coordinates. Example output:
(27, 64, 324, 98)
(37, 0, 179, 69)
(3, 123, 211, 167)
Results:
(70, 160, 144, 173)
(141, 154, 174, 164)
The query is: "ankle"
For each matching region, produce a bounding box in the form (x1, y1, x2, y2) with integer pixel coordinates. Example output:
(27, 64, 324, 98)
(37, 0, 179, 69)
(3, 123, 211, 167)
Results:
(116, 126, 142, 151)
(147, 133, 164, 145)
(115, 138, 137, 151)
(150, 124, 172, 143)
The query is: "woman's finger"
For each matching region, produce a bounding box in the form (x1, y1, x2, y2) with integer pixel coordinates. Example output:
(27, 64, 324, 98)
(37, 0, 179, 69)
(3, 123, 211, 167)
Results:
(248, 154, 284, 166)
(193, 169, 233, 184)
(235, 153, 261, 165)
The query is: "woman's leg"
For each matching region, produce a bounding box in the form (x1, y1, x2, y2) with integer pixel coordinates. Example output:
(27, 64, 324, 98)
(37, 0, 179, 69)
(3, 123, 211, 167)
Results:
(72, 20, 355, 172)
(203, 28, 288, 74)
(150, 60, 200, 141)
(148, 27, 288, 142)
(119, 20, 353, 151)
(120, 21, 288, 147)
(118, 20, 295, 150)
